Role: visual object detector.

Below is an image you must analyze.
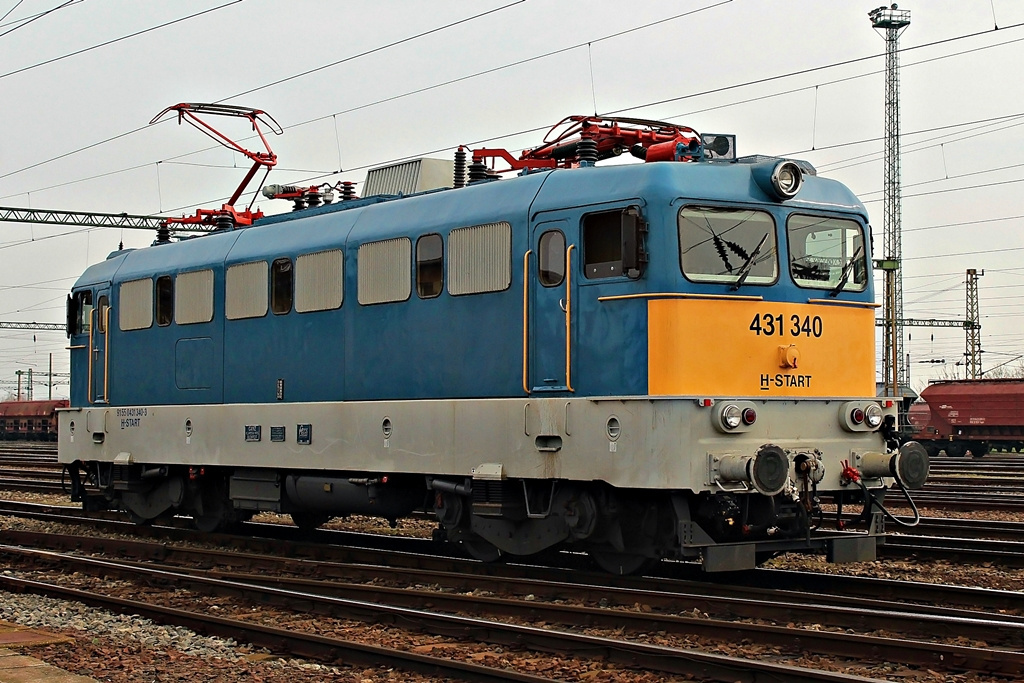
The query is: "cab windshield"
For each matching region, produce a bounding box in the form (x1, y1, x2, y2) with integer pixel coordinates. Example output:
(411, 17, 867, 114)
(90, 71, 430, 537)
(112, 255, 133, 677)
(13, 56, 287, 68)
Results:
(678, 206, 778, 286)
(787, 214, 867, 293)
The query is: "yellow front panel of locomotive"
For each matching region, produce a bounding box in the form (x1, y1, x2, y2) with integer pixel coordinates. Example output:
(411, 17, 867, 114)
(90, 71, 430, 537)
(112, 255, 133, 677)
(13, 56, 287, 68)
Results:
(648, 299, 875, 397)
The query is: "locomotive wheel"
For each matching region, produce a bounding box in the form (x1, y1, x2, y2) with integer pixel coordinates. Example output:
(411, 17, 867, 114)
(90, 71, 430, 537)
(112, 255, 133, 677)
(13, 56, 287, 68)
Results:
(588, 550, 657, 576)
(193, 494, 234, 533)
(194, 513, 228, 533)
(125, 510, 154, 526)
(291, 512, 331, 531)
(461, 537, 503, 563)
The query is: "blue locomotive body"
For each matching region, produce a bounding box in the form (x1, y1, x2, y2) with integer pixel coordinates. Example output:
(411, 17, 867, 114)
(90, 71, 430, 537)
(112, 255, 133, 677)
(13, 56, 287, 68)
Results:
(60, 139, 928, 572)
(68, 161, 873, 404)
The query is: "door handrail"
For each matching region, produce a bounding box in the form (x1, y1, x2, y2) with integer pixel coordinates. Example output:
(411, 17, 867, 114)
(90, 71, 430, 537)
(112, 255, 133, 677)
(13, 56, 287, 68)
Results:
(87, 308, 95, 404)
(565, 244, 575, 393)
(522, 249, 532, 395)
(103, 306, 111, 403)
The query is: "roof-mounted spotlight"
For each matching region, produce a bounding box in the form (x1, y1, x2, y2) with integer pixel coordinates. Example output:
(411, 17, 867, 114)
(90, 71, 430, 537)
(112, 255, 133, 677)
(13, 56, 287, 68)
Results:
(752, 159, 803, 201)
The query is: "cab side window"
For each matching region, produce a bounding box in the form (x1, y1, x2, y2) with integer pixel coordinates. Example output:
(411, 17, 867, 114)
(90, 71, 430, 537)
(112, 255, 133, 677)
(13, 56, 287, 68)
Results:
(582, 207, 645, 279)
(582, 211, 622, 279)
(156, 276, 174, 326)
(71, 290, 93, 335)
(416, 234, 444, 299)
(271, 258, 293, 315)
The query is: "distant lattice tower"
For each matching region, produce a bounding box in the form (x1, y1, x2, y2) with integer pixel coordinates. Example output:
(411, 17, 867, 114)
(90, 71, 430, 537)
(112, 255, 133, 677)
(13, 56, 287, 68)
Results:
(966, 268, 984, 378)
(869, 5, 911, 397)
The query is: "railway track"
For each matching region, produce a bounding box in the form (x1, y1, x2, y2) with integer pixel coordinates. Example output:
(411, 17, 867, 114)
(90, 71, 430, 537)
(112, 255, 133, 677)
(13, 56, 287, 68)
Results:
(4, 524, 1024, 680)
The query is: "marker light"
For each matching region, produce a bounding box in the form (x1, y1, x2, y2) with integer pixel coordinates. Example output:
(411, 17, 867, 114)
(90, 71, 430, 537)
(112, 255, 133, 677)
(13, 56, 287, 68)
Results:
(721, 404, 743, 430)
(850, 408, 866, 425)
(864, 403, 884, 429)
(742, 408, 757, 425)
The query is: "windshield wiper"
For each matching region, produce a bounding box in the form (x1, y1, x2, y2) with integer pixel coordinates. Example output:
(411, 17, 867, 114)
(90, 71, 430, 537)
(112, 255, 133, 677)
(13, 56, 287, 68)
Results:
(828, 246, 864, 297)
(730, 233, 769, 291)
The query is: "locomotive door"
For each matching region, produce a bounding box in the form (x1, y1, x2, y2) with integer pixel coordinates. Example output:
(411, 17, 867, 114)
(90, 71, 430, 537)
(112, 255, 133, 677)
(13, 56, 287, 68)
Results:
(91, 287, 110, 403)
(528, 218, 576, 393)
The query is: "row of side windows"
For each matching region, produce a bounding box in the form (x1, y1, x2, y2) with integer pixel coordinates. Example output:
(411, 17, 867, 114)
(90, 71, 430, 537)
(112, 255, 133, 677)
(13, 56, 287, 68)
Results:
(358, 221, 512, 305)
(115, 221, 513, 330)
(119, 248, 344, 331)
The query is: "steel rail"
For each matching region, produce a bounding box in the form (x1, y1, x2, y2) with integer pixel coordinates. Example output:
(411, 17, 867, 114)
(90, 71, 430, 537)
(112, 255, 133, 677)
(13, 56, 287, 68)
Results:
(5, 528, 1024, 675)
(0, 546, 892, 683)
(0, 572, 558, 683)
(5, 499, 1024, 619)
(5, 498, 1024, 616)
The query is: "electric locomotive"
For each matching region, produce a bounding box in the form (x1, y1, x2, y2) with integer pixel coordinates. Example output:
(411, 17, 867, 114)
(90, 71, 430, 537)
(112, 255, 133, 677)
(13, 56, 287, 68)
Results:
(60, 113, 929, 572)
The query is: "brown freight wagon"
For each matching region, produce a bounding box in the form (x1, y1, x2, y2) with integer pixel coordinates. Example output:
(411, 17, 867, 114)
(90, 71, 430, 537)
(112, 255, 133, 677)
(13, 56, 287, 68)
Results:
(0, 399, 68, 441)
(910, 379, 1024, 457)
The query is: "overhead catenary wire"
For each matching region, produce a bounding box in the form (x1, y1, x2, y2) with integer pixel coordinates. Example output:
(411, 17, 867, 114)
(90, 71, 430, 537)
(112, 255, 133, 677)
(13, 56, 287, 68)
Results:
(0, 0, 73, 39)
(0, 1, 244, 79)
(1, 11, 1020, 239)
(0, 0, 26, 25)
(0, 0, 730, 186)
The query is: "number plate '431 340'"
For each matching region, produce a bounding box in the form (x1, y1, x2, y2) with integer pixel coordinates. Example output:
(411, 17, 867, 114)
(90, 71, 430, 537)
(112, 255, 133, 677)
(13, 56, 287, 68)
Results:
(749, 313, 823, 338)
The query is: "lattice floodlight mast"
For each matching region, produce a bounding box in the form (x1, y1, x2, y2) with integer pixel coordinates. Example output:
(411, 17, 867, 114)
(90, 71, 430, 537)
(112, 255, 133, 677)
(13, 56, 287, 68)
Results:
(966, 268, 984, 378)
(870, 4, 911, 399)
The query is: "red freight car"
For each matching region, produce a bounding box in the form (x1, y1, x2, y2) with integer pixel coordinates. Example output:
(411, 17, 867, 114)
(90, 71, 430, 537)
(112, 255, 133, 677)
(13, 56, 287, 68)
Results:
(909, 379, 1024, 457)
(0, 400, 68, 441)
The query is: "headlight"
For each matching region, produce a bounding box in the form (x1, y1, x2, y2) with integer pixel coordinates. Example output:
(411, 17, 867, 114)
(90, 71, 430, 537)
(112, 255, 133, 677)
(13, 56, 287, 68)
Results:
(840, 401, 892, 432)
(772, 161, 802, 198)
(865, 403, 884, 428)
(721, 404, 743, 430)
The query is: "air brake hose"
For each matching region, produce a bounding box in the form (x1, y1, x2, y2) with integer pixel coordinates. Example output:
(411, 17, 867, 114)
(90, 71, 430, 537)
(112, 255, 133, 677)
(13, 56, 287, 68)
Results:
(856, 476, 921, 528)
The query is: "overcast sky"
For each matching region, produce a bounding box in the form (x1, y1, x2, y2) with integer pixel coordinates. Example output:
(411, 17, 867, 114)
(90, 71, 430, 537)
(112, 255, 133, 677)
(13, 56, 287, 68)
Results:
(1, 0, 1022, 400)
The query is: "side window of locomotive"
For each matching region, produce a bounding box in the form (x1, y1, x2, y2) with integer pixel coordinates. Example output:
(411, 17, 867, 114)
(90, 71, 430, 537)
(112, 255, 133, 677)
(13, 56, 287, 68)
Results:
(295, 249, 343, 313)
(73, 290, 93, 335)
(96, 295, 109, 333)
(787, 214, 867, 292)
(119, 278, 154, 331)
(447, 222, 511, 295)
(678, 206, 778, 285)
(156, 276, 174, 326)
(358, 237, 412, 305)
(538, 230, 566, 286)
(176, 269, 214, 324)
(582, 211, 622, 279)
(226, 261, 269, 320)
(416, 234, 444, 299)
(271, 258, 293, 315)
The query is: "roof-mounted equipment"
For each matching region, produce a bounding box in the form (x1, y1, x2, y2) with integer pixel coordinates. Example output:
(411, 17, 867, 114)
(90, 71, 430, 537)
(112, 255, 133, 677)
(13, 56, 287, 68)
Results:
(467, 115, 714, 176)
(150, 103, 282, 231)
(263, 181, 359, 211)
(751, 159, 804, 201)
